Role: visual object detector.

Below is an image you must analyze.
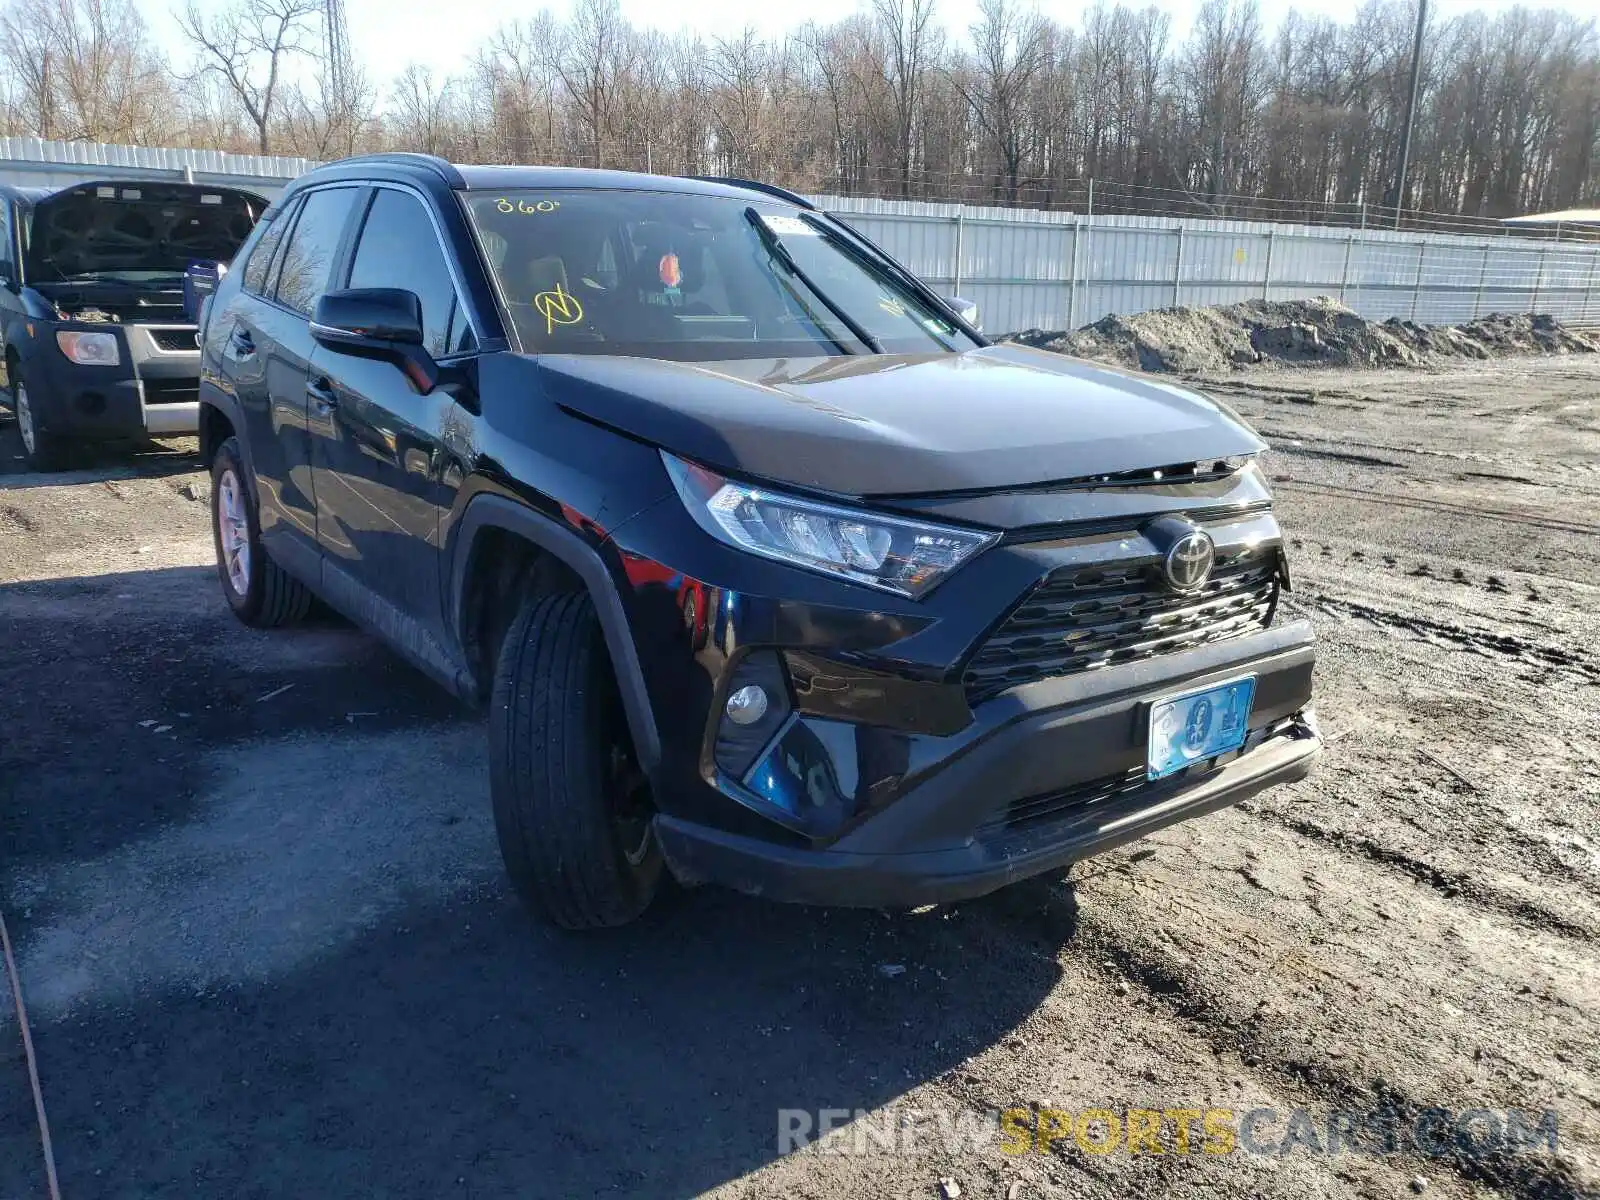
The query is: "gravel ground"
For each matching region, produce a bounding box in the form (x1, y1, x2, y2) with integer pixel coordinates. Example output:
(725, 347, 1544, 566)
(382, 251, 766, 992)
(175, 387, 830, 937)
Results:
(1, 359, 1597, 1199)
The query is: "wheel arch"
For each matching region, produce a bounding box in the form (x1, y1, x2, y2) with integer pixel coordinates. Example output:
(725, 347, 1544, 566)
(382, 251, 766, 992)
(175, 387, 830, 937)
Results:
(197, 389, 254, 486)
(197, 398, 237, 465)
(450, 492, 662, 775)
(3, 315, 36, 392)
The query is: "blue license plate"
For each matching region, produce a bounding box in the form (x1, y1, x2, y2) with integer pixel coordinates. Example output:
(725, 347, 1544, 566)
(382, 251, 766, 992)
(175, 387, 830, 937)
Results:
(1147, 676, 1256, 780)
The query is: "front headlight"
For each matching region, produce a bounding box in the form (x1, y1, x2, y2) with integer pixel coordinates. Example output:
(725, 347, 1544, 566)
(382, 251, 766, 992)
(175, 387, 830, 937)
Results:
(56, 330, 120, 366)
(663, 452, 996, 598)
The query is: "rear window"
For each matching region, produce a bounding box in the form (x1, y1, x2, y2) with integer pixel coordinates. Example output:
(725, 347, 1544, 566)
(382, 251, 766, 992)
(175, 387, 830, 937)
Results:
(241, 205, 291, 295)
(464, 189, 976, 361)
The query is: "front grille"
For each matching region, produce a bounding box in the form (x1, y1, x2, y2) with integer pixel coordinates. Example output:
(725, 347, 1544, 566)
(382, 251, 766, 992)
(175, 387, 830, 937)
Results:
(980, 717, 1306, 834)
(142, 378, 199, 405)
(149, 327, 199, 351)
(981, 767, 1152, 835)
(963, 546, 1278, 703)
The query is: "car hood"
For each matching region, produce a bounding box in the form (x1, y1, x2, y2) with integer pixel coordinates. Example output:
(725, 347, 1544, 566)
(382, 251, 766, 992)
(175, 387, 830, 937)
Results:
(25, 181, 264, 283)
(541, 344, 1265, 497)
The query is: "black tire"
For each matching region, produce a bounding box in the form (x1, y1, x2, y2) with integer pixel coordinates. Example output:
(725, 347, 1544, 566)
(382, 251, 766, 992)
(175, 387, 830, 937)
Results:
(10, 372, 68, 472)
(210, 436, 313, 627)
(490, 592, 662, 930)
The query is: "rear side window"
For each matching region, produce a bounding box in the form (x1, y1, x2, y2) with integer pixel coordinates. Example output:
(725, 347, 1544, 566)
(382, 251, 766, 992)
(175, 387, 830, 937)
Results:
(241, 203, 292, 295)
(347, 188, 473, 358)
(274, 187, 358, 316)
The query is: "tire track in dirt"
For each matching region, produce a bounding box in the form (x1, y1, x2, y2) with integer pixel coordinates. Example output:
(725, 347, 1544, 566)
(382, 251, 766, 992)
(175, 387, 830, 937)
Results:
(1247, 807, 1594, 943)
(1270, 444, 1408, 469)
(0, 504, 38, 533)
(1295, 592, 1600, 684)
(1276, 479, 1600, 538)
(1055, 901, 1594, 1200)
(1256, 428, 1600, 489)
(905, 888, 1483, 1200)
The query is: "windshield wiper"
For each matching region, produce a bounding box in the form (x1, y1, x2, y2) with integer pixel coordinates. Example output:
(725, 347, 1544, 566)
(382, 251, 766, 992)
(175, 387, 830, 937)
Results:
(799, 213, 960, 350)
(744, 207, 883, 354)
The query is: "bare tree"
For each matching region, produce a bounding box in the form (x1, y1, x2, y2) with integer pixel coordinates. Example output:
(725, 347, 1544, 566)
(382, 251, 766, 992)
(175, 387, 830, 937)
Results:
(281, 61, 374, 158)
(555, 0, 633, 168)
(871, 0, 942, 196)
(0, 0, 1592, 223)
(1180, 0, 1265, 202)
(665, 32, 711, 176)
(470, 13, 565, 162)
(959, 0, 1049, 201)
(177, 0, 320, 154)
(389, 64, 455, 156)
(708, 28, 774, 178)
(1, 0, 174, 142)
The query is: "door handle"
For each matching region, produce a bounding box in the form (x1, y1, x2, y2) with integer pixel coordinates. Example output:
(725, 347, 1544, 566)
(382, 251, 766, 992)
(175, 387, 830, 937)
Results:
(306, 377, 338, 412)
(229, 328, 255, 357)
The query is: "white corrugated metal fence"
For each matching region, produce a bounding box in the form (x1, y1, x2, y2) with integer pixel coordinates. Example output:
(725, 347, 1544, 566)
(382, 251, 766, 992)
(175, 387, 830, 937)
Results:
(1, 138, 1594, 333)
(814, 196, 1600, 333)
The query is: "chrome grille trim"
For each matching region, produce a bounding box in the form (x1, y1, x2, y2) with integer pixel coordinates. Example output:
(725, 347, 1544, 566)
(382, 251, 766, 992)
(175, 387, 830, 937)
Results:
(963, 519, 1281, 704)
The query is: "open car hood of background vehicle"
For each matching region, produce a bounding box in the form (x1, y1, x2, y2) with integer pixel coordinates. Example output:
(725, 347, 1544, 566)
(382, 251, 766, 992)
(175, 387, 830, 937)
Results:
(25, 181, 263, 283)
(542, 343, 1266, 498)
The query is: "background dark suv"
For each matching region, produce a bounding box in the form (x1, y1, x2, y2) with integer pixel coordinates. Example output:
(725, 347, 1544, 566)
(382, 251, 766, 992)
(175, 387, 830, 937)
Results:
(0, 179, 263, 469)
(197, 153, 1319, 929)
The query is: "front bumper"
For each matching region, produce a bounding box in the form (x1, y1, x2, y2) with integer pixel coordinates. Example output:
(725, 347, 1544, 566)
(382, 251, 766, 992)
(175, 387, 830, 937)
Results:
(24, 323, 200, 440)
(654, 620, 1319, 907)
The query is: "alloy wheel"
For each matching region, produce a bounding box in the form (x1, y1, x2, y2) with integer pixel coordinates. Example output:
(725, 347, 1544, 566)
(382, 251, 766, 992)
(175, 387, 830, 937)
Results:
(15, 381, 35, 455)
(217, 467, 252, 596)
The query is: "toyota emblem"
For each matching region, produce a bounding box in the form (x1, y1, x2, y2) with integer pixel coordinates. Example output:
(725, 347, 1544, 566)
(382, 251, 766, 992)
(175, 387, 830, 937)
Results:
(1164, 529, 1215, 592)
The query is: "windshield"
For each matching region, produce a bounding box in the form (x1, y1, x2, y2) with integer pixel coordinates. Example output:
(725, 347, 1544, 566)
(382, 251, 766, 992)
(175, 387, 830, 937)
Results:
(463, 189, 978, 361)
(25, 184, 261, 285)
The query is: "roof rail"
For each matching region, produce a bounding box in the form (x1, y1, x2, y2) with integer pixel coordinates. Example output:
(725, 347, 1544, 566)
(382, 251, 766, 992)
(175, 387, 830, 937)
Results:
(692, 176, 815, 210)
(321, 152, 463, 187)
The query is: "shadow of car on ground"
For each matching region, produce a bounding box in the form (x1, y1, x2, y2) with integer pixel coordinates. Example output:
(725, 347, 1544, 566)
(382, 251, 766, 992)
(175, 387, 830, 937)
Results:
(0, 406, 200, 484)
(0, 561, 1078, 1198)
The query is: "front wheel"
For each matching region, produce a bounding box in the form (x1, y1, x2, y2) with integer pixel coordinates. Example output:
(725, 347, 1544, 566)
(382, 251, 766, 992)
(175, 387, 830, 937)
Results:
(210, 436, 313, 627)
(490, 592, 662, 930)
(12, 377, 67, 472)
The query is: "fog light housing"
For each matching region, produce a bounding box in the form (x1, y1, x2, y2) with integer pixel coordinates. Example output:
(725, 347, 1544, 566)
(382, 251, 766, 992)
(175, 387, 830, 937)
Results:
(713, 652, 791, 780)
(726, 685, 768, 725)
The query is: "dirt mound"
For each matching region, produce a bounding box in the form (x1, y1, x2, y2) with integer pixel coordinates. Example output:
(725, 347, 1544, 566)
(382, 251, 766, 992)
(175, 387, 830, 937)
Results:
(1009, 298, 1600, 374)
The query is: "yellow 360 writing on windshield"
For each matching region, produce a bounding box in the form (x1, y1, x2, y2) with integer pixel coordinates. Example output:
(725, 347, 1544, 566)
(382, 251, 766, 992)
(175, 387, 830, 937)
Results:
(495, 198, 560, 214)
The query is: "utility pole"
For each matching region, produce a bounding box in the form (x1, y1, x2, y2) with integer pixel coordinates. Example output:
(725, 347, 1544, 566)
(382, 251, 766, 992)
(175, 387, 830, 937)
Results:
(38, 51, 51, 140)
(325, 0, 352, 131)
(1393, 0, 1427, 231)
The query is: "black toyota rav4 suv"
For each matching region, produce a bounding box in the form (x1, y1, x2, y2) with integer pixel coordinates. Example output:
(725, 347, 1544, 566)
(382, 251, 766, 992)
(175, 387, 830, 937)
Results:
(198, 153, 1319, 929)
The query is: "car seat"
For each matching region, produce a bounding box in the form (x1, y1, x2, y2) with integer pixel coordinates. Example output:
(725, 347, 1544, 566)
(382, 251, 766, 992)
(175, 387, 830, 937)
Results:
(524, 255, 571, 303)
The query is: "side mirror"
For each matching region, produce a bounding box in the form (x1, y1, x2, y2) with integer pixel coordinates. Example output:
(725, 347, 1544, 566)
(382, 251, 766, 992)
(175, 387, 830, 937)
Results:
(947, 295, 981, 332)
(311, 287, 439, 392)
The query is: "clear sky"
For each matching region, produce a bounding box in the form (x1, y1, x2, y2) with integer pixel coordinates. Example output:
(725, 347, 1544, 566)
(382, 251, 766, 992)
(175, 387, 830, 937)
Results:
(139, 0, 1598, 96)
